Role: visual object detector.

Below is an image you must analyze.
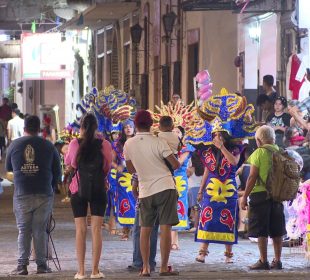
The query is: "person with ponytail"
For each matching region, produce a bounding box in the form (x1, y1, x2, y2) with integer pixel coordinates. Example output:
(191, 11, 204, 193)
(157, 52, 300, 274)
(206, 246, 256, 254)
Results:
(65, 113, 112, 279)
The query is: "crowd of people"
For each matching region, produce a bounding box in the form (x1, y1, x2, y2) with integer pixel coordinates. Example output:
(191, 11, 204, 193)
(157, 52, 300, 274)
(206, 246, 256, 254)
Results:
(2, 71, 310, 279)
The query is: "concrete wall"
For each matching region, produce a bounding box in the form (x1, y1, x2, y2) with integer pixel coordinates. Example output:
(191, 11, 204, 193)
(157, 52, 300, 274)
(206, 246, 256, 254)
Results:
(96, 1, 238, 109)
(182, 11, 238, 96)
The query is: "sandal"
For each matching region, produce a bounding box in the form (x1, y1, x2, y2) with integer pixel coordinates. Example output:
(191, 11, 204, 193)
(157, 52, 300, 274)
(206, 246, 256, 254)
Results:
(195, 249, 209, 263)
(159, 265, 179, 276)
(121, 228, 130, 241)
(109, 229, 120, 235)
(139, 268, 150, 277)
(171, 243, 179, 250)
(224, 251, 234, 263)
(120, 233, 129, 241)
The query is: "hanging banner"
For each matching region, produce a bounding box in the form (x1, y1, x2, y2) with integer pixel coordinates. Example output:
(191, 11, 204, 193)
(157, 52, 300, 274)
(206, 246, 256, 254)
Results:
(21, 33, 73, 80)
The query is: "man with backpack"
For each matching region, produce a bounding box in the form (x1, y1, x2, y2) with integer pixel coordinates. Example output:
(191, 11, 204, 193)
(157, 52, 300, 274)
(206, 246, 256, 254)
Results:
(240, 125, 299, 270)
(6, 115, 61, 275)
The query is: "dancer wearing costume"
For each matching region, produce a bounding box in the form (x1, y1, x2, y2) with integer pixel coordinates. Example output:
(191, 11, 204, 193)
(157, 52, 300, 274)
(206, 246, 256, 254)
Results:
(186, 85, 256, 263)
(112, 120, 136, 240)
(68, 86, 137, 236)
(150, 101, 195, 250)
(105, 127, 121, 235)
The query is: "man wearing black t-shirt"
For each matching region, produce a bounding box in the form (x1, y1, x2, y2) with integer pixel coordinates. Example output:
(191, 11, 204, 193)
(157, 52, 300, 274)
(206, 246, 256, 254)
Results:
(6, 116, 61, 275)
(263, 75, 278, 103)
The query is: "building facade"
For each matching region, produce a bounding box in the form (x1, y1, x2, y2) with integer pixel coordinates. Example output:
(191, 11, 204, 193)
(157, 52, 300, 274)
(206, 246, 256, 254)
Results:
(93, 0, 238, 109)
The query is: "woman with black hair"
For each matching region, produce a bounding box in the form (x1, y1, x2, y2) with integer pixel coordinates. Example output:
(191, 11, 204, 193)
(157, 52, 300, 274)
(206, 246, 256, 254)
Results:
(266, 96, 291, 147)
(195, 131, 241, 264)
(111, 120, 136, 241)
(65, 113, 112, 279)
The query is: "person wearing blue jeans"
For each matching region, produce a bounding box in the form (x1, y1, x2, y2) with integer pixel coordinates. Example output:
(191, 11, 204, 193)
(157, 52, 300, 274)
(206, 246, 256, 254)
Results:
(6, 115, 61, 275)
(14, 194, 54, 268)
(128, 207, 159, 271)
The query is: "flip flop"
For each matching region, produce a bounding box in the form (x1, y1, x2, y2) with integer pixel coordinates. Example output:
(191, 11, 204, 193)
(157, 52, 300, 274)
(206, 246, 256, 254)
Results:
(159, 266, 179, 276)
(139, 268, 151, 277)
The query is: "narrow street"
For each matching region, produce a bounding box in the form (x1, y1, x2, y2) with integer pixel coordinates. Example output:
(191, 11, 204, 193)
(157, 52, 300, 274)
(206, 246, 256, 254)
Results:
(0, 180, 309, 279)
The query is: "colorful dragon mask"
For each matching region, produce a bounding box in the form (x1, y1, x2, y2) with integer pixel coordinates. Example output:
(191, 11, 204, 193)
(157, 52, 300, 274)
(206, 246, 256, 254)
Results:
(149, 101, 194, 132)
(73, 86, 136, 136)
(186, 88, 256, 145)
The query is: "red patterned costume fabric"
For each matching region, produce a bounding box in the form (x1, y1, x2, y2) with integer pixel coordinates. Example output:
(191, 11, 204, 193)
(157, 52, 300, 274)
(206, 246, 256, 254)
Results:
(196, 146, 240, 244)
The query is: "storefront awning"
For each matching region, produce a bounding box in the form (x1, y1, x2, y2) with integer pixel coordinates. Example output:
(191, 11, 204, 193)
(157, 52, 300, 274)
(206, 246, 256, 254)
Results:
(60, 2, 138, 31)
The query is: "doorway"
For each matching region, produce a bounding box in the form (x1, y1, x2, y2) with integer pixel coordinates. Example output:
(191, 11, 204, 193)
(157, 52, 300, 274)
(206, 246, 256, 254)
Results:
(187, 43, 199, 104)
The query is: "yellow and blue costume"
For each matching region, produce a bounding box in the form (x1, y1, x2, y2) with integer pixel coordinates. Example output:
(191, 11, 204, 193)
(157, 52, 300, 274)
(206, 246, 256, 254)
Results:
(186, 88, 256, 244)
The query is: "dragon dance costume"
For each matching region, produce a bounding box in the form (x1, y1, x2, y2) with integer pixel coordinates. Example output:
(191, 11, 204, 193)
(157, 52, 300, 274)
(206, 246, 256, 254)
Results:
(112, 121, 136, 228)
(186, 88, 256, 244)
(173, 143, 195, 230)
(150, 101, 195, 230)
(69, 86, 137, 228)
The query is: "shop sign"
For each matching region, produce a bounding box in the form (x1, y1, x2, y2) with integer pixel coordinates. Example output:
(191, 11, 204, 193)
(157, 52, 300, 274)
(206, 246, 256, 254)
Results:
(21, 32, 73, 80)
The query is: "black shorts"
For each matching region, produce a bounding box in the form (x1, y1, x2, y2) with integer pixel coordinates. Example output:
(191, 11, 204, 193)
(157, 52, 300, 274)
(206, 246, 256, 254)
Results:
(139, 189, 179, 227)
(70, 191, 107, 218)
(248, 192, 286, 238)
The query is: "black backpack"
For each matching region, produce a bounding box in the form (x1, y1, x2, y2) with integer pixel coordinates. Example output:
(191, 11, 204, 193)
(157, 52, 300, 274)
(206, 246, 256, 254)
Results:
(76, 139, 105, 200)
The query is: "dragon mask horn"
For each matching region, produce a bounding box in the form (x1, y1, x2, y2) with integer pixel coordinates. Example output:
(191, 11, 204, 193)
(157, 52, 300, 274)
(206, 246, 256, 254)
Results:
(196, 106, 215, 122)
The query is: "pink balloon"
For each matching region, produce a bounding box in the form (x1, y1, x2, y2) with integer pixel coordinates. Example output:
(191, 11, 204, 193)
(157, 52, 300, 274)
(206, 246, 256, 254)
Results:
(200, 91, 212, 101)
(199, 83, 213, 92)
(195, 70, 210, 84)
(197, 87, 212, 99)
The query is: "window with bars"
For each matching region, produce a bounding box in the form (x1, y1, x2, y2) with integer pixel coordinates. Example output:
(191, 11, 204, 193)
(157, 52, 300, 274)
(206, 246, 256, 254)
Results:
(124, 70, 130, 93)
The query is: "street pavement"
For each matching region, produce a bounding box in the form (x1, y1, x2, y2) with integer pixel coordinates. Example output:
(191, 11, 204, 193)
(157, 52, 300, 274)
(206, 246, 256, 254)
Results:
(1, 181, 310, 279)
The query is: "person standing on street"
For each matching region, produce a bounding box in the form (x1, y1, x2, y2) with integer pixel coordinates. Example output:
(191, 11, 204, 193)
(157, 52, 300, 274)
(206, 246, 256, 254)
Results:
(7, 109, 24, 144)
(65, 113, 112, 279)
(6, 115, 61, 275)
(0, 97, 12, 123)
(263, 75, 278, 103)
(124, 110, 180, 277)
(241, 125, 286, 270)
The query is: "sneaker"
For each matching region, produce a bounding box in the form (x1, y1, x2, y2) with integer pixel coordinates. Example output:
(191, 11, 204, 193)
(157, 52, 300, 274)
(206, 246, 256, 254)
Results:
(10, 265, 28, 275)
(270, 259, 283, 270)
(37, 264, 52, 274)
(249, 260, 270, 270)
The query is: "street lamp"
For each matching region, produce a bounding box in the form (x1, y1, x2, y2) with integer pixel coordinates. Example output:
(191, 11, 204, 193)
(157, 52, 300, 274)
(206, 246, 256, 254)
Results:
(163, 11, 177, 36)
(130, 23, 143, 45)
(162, 11, 177, 44)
